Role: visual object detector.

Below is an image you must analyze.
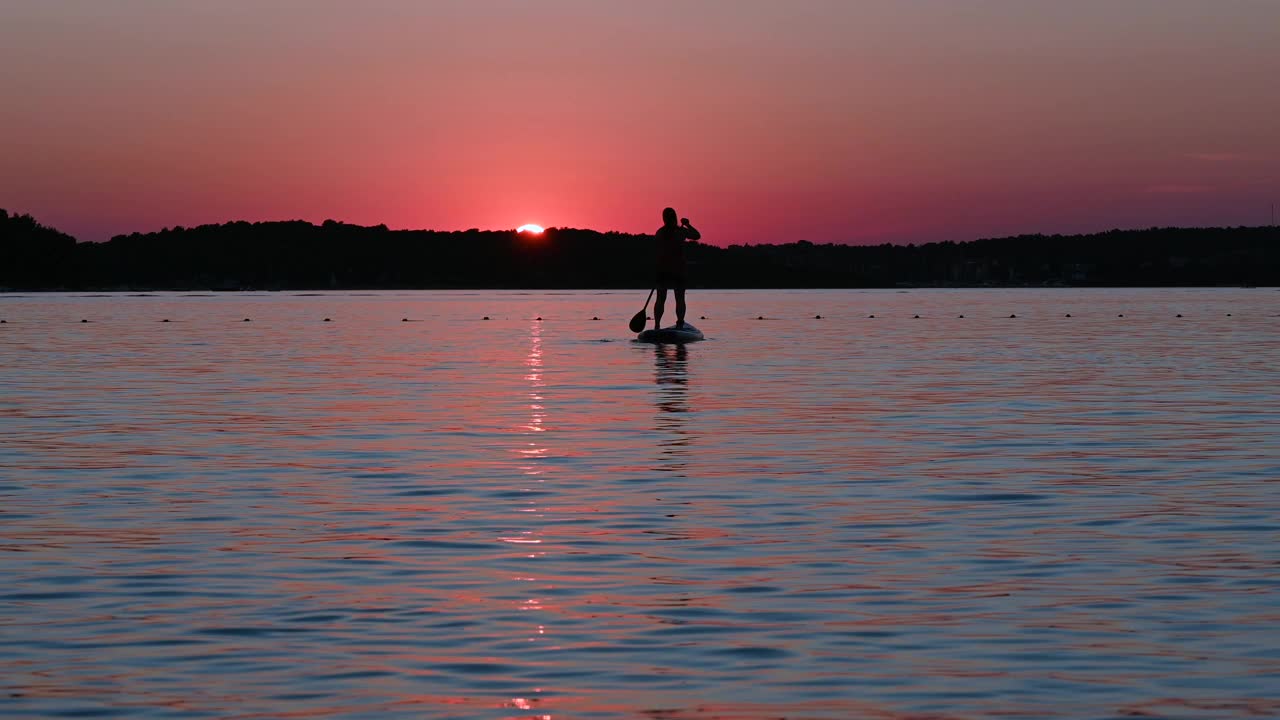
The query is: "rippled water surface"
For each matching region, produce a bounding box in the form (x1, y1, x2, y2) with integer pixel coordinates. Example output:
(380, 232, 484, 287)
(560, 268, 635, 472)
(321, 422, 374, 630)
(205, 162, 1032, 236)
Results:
(2, 289, 1279, 719)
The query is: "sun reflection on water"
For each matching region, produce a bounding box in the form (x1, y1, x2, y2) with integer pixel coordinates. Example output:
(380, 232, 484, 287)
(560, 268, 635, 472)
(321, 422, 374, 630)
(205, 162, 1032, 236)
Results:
(510, 318, 553, 693)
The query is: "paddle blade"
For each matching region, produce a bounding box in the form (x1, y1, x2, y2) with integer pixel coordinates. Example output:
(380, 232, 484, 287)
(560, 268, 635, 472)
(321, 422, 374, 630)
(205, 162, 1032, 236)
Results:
(628, 310, 647, 333)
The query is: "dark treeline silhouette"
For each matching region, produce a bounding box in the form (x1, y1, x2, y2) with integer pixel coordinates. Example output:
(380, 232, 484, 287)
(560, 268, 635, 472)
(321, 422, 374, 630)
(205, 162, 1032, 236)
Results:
(1, 209, 78, 288)
(2, 209, 1278, 290)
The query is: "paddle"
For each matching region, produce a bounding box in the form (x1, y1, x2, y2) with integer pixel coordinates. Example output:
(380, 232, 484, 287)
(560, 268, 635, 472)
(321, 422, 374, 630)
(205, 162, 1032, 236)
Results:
(629, 288, 655, 333)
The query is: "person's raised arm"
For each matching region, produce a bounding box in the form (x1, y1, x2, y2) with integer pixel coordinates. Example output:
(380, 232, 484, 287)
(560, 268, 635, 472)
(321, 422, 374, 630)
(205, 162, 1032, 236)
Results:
(680, 218, 701, 240)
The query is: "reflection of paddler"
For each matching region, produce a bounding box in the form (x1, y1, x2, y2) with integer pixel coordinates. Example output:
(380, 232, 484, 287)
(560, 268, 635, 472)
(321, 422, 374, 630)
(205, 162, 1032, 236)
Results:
(653, 207, 701, 331)
(654, 343, 689, 415)
(653, 342, 692, 474)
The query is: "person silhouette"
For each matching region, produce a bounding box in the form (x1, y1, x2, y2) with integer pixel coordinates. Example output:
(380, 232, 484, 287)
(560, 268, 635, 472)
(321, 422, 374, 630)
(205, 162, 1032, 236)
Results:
(653, 207, 700, 330)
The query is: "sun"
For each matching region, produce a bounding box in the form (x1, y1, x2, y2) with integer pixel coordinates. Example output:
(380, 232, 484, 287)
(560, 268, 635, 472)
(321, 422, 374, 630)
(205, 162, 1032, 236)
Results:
(516, 224, 544, 235)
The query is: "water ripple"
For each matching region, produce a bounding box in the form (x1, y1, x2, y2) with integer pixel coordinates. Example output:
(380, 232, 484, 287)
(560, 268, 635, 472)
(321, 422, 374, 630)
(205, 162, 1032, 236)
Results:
(1, 289, 1278, 719)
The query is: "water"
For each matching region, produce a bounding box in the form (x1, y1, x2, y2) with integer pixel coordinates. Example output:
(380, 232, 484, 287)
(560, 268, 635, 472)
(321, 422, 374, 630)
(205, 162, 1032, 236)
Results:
(2, 289, 1278, 719)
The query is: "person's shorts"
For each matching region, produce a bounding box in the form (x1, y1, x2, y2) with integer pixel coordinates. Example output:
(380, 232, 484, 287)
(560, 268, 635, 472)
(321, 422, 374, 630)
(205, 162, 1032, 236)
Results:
(656, 270, 686, 290)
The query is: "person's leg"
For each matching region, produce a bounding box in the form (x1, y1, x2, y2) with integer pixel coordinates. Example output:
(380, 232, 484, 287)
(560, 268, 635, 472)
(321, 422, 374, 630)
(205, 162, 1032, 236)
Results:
(675, 287, 686, 328)
(654, 287, 667, 330)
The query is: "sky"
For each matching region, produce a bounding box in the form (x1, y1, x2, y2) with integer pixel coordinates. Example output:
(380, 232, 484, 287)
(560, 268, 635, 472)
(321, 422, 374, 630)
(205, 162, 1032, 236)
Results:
(1, 0, 1277, 245)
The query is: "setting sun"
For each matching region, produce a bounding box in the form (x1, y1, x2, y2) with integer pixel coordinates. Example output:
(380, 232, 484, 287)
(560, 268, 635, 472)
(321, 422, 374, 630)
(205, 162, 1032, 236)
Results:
(516, 224, 544, 234)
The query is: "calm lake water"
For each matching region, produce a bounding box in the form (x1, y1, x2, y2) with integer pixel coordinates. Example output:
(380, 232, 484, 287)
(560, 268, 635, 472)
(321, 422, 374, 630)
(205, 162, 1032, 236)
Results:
(2, 289, 1278, 720)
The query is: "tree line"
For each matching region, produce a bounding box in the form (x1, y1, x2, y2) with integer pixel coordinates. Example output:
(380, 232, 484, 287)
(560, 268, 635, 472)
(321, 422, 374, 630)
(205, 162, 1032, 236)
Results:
(2, 208, 1277, 289)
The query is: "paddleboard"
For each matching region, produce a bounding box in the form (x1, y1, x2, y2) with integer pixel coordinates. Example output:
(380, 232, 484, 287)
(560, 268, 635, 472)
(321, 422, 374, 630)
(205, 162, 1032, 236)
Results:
(636, 322, 704, 343)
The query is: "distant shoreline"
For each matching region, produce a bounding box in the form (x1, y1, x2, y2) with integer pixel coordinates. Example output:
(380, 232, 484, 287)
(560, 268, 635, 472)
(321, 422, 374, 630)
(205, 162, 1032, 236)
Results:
(5, 210, 1278, 290)
(3, 284, 1274, 294)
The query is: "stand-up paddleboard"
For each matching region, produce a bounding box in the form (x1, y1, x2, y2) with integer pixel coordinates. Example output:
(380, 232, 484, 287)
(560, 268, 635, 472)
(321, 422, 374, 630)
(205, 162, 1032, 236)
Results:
(636, 322, 704, 343)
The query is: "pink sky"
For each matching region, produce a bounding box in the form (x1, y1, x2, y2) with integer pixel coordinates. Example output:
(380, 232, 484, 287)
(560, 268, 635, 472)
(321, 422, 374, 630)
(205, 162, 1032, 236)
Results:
(1, 0, 1277, 245)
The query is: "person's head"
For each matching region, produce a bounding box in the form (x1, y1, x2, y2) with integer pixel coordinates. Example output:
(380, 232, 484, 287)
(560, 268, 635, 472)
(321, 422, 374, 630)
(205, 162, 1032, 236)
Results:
(662, 207, 678, 227)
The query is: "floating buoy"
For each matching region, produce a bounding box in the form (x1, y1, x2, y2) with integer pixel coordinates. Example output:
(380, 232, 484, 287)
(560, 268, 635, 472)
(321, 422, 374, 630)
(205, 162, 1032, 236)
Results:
(483, 316, 490, 320)
(243, 318, 251, 322)
(868, 314, 875, 318)
(591, 316, 599, 321)
(757, 315, 765, 320)
(699, 315, 706, 320)
(913, 314, 920, 319)
(81, 319, 89, 323)
(401, 318, 408, 322)
(1118, 314, 1124, 318)
(0, 319, 6, 324)
(161, 319, 169, 322)
(323, 318, 331, 322)
(1065, 313, 1072, 317)
(535, 316, 542, 321)
(1226, 313, 1232, 317)
(958, 314, 965, 318)
(1009, 314, 1016, 318)
(814, 314, 823, 319)
(1176, 314, 1182, 318)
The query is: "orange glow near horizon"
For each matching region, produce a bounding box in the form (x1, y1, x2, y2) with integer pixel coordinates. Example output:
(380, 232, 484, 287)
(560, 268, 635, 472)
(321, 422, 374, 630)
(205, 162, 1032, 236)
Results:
(516, 224, 545, 235)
